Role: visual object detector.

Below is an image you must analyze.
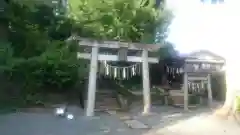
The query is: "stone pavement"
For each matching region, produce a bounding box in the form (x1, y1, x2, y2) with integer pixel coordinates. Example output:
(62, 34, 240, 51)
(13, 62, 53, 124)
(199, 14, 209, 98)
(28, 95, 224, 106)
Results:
(0, 106, 147, 135)
(0, 104, 239, 135)
(107, 104, 240, 135)
(0, 112, 146, 135)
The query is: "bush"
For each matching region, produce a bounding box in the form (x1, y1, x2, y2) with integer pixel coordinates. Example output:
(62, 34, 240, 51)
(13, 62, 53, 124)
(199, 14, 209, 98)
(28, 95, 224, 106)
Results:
(0, 2, 87, 108)
(0, 41, 82, 107)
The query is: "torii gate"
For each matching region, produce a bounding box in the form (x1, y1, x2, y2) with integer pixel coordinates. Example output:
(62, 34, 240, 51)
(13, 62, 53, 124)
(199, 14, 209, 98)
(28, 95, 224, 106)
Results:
(72, 37, 162, 116)
(182, 50, 225, 110)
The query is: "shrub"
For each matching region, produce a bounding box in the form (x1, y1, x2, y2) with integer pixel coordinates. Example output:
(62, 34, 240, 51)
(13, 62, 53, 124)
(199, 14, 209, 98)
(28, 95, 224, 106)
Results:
(0, 40, 82, 107)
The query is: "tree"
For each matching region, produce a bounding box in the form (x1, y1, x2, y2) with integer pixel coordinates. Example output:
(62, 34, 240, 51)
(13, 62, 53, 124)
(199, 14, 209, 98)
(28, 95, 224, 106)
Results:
(68, 0, 171, 42)
(0, 0, 172, 108)
(158, 42, 178, 59)
(0, 1, 81, 106)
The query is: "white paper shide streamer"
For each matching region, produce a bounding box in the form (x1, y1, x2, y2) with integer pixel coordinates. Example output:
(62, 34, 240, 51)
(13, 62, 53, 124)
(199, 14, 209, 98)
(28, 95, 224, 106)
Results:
(102, 61, 140, 80)
(166, 65, 184, 76)
(123, 68, 126, 79)
(114, 67, 117, 78)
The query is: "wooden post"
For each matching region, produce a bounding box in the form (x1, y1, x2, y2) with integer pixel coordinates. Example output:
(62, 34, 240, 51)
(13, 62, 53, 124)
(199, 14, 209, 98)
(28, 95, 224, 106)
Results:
(142, 49, 151, 114)
(207, 74, 212, 107)
(86, 44, 99, 116)
(183, 72, 188, 111)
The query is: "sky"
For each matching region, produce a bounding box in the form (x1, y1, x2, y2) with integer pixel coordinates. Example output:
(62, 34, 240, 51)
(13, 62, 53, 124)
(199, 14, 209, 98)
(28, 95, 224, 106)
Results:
(165, 0, 240, 58)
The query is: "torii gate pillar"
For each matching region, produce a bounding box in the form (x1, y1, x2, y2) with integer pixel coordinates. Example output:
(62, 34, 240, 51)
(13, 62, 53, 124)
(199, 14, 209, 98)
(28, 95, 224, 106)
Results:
(142, 49, 151, 114)
(86, 45, 99, 116)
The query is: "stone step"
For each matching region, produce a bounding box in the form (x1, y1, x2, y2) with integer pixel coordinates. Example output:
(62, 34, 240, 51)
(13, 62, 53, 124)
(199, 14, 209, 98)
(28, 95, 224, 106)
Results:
(96, 97, 117, 100)
(95, 90, 119, 111)
(95, 99, 118, 105)
(95, 104, 120, 111)
(95, 101, 118, 105)
(96, 94, 115, 98)
(96, 97, 116, 100)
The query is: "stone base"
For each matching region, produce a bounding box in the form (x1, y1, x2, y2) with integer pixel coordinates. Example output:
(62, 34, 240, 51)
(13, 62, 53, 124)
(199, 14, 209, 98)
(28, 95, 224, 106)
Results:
(169, 90, 185, 106)
(169, 90, 200, 106)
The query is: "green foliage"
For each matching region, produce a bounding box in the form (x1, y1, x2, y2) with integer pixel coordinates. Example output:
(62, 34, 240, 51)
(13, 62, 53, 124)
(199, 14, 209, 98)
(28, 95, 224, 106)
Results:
(5, 2, 79, 90)
(68, 0, 171, 42)
(0, 2, 81, 107)
(0, 41, 80, 106)
(10, 43, 79, 89)
(158, 42, 178, 59)
(0, 0, 172, 108)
